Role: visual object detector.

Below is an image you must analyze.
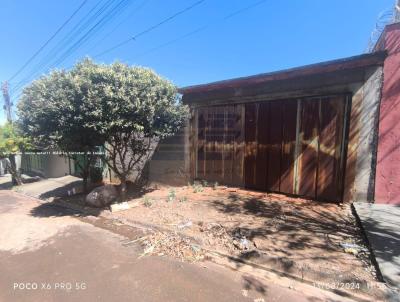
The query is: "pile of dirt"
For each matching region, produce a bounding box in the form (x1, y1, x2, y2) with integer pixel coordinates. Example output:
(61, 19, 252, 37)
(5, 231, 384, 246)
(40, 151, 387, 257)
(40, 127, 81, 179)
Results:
(140, 231, 205, 262)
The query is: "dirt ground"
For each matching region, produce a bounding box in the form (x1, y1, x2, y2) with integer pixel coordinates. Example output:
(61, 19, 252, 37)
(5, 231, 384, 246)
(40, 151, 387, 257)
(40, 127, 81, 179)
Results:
(104, 183, 386, 296)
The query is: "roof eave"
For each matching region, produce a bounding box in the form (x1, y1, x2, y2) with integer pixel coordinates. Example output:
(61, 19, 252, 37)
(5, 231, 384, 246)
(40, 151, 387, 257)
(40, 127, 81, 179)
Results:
(178, 51, 387, 94)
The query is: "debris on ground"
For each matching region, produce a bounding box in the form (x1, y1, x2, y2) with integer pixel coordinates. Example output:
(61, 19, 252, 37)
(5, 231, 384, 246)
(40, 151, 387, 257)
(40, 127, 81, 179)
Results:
(233, 237, 251, 250)
(140, 231, 205, 262)
(110, 202, 130, 212)
(177, 220, 193, 230)
(108, 186, 381, 297)
(340, 242, 368, 256)
(199, 222, 233, 250)
(232, 228, 254, 250)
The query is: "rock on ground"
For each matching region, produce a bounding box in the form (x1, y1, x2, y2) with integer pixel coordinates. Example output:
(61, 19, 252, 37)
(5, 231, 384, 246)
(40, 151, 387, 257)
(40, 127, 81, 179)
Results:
(86, 185, 118, 208)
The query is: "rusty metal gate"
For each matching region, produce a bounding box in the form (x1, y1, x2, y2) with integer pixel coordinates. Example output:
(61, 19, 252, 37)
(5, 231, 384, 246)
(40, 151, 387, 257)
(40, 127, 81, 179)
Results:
(191, 95, 350, 202)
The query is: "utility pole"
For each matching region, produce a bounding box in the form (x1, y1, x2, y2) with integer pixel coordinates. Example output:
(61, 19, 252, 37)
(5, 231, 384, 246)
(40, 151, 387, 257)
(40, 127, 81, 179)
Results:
(1, 81, 12, 123)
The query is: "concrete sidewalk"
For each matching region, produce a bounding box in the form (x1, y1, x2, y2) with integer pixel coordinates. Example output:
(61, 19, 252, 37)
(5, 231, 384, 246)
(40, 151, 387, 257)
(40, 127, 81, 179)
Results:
(14, 175, 82, 200)
(354, 202, 400, 290)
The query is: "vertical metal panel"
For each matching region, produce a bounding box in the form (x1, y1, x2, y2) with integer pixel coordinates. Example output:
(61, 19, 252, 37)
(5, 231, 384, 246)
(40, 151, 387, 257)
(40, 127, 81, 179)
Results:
(205, 108, 215, 180)
(223, 106, 234, 184)
(280, 100, 298, 194)
(192, 94, 348, 202)
(213, 106, 225, 182)
(339, 96, 351, 200)
(244, 103, 258, 189)
(317, 96, 345, 201)
(233, 104, 245, 186)
(266, 101, 282, 192)
(255, 102, 269, 190)
(298, 98, 319, 198)
(196, 104, 245, 186)
(293, 99, 302, 194)
(196, 108, 206, 179)
(189, 108, 198, 179)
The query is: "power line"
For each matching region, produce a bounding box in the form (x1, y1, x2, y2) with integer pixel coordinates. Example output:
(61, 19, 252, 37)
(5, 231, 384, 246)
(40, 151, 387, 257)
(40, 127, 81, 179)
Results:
(11, 0, 133, 96)
(131, 0, 267, 60)
(10, 0, 116, 93)
(223, 0, 267, 20)
(8, 0, 88, 82)
(94, 0, 206, 58)
(51, 0, 131, 67)
(87, 0, 149, 52)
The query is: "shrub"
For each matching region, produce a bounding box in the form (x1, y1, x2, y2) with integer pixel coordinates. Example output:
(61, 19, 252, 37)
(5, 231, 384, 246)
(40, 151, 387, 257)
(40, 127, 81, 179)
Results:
(167, 188, 176, 202)
(143, 196, 152, 207)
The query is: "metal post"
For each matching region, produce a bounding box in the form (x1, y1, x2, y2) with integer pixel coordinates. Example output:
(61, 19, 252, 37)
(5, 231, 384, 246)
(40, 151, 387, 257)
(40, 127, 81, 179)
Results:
(1, 81, 12, 123)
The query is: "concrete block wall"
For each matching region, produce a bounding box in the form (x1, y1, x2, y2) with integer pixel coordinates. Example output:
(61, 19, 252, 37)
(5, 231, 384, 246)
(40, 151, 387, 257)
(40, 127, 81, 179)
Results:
(147, 126, 190, 186)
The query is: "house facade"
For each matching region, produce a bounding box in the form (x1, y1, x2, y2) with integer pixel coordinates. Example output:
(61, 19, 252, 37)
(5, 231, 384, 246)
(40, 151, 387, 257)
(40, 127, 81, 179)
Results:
(148, 22, 400, 205)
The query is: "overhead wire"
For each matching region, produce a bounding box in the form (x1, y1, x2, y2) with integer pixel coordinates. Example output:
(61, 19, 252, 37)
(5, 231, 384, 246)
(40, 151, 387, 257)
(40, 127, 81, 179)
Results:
(94, 0, 206, 58)
(87, 0, 149, 52)
(10, 0, 114, 94)
(8, 0, 88, 82)
(11, 0, 133, 97)
(131, 0, 268, 60)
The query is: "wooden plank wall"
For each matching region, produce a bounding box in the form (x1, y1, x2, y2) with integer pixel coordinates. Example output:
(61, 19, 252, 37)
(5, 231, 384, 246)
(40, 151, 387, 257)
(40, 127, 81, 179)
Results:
(192, 95, 349, 202)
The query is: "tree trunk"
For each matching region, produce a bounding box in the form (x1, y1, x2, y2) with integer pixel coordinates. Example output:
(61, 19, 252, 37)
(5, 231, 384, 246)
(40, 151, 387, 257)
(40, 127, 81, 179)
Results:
(6, 155, 22, 186)
(81, 152, 92, 194)
(120, 176, 127, 202)
(82, 174, 88, 194)
(81, 163, 91, 194)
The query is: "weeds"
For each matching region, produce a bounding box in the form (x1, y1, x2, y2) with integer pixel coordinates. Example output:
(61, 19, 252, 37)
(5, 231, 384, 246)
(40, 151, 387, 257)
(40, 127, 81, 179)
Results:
(143, 196, 152, 207)
(167, 188, 176, 202)
(192, 182, 204, 193)
(179, 196, 188, 203)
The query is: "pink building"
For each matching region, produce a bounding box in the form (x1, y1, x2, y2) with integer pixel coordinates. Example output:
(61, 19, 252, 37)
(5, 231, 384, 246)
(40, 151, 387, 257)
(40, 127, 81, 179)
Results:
(374, 23, 400, 204)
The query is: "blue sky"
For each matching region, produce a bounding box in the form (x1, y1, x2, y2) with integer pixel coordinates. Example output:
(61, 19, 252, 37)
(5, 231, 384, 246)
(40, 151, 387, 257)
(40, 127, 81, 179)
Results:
(0, 0, 395, 124)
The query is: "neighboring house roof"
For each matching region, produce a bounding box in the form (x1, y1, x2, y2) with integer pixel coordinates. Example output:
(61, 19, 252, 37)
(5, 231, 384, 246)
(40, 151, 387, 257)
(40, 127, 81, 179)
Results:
(179, 51, 387, 103)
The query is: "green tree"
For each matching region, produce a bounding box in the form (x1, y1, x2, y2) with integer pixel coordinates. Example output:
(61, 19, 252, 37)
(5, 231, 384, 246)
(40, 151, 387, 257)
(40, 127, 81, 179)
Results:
(19, 58, 188, 200)
(18, 69, 104, 193)
(71, 59, 188, 200)
(0, 123, 31, 185)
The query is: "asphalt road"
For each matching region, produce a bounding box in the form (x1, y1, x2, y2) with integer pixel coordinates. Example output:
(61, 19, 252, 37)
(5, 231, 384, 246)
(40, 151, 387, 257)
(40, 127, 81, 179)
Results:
(0, 190, 353, 302)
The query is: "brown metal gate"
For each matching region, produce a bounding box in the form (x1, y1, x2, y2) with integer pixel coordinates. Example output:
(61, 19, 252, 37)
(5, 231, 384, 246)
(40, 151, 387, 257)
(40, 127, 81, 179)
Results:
(192, 95, 350, 202)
